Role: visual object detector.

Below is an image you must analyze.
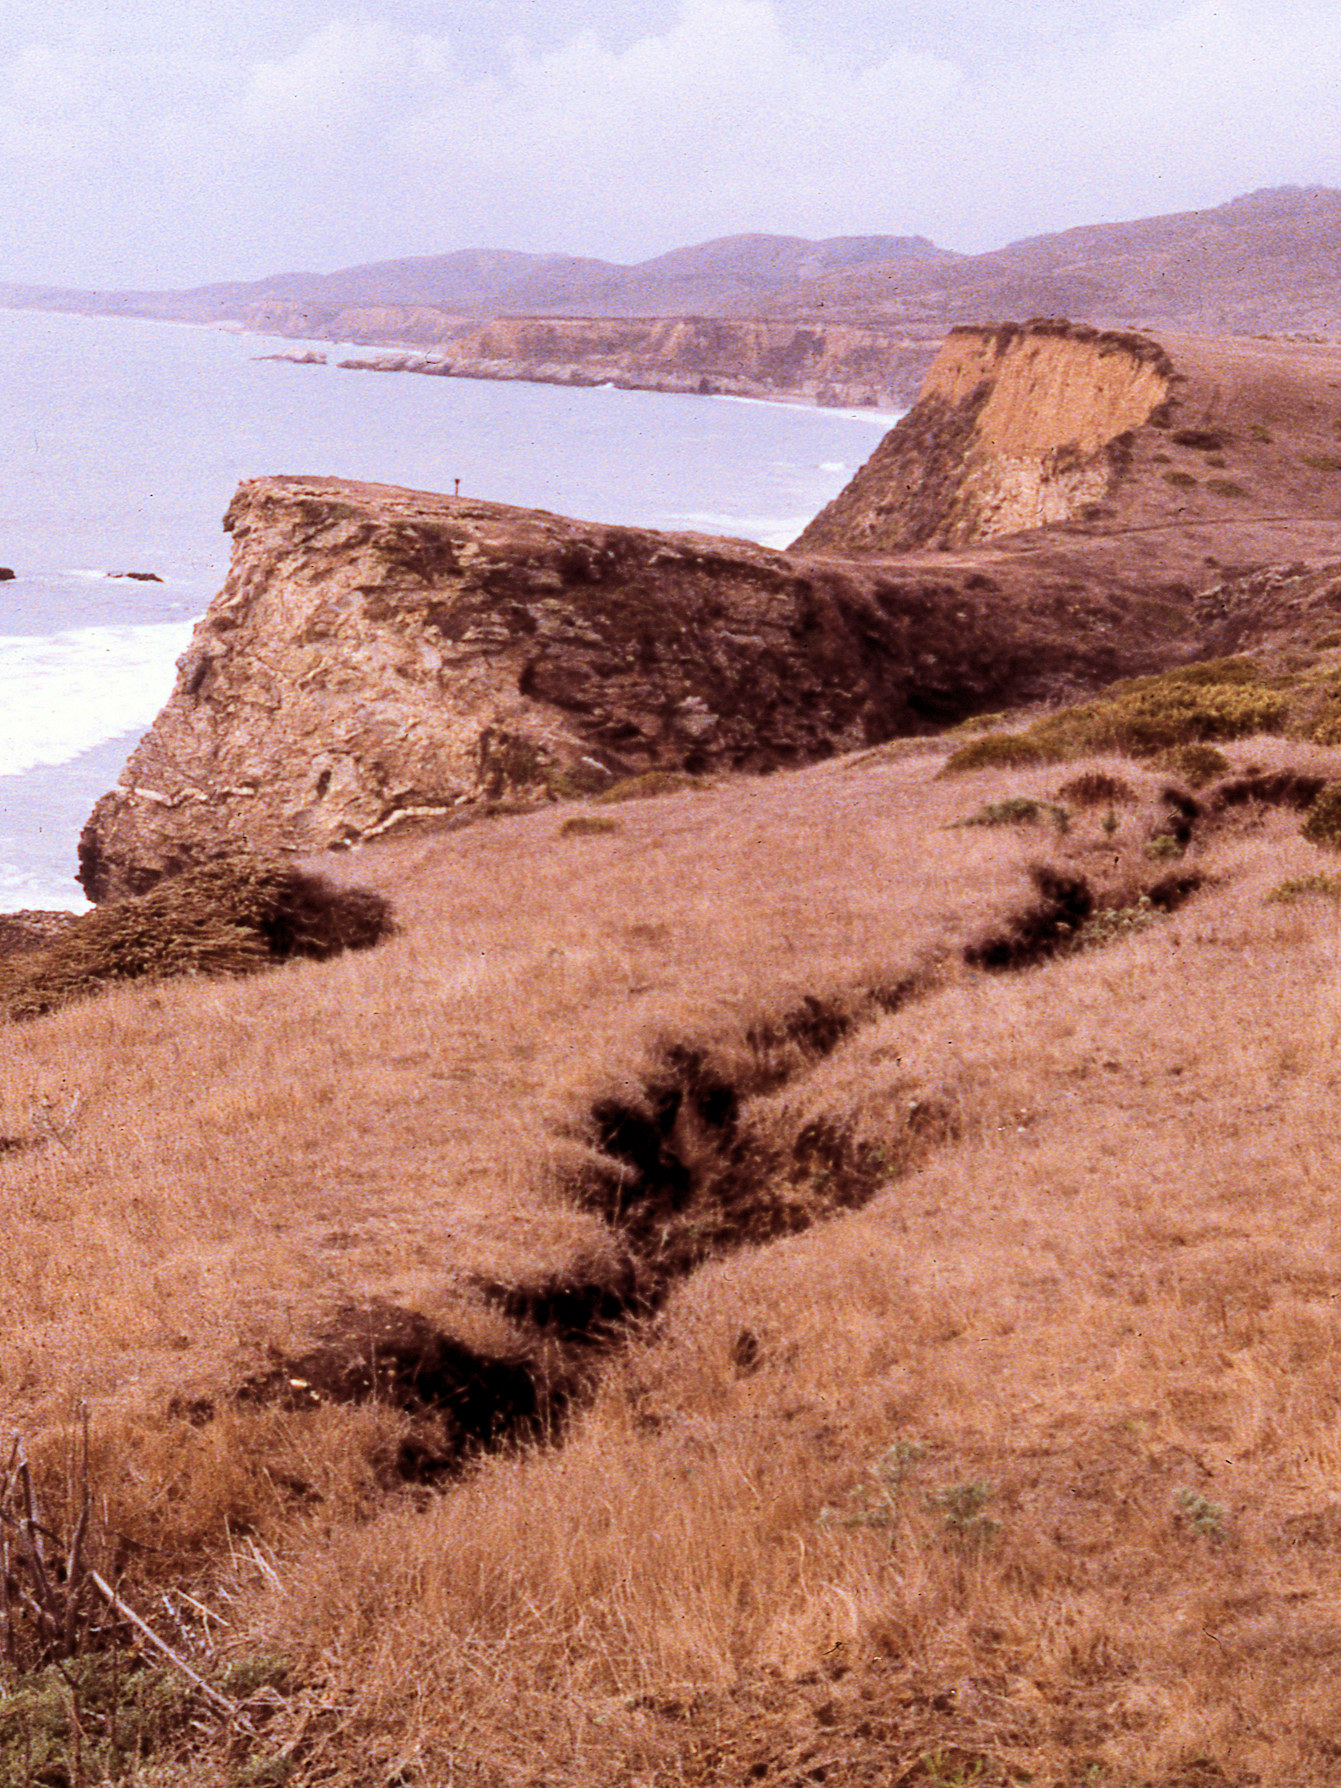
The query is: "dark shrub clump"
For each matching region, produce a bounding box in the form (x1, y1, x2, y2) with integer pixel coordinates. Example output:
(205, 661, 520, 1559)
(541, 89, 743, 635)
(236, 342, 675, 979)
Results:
(4, 856, 395, 1020)
(1302, 784, 1341, 851)
(1155, 743, 1231, 787)
(1054, 770, 1137, 806)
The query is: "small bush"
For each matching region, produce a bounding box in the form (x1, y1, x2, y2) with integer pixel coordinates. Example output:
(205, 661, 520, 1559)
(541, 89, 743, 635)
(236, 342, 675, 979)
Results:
(945, 662, 1287, 776)
(1144, 834, 1183, 860)
(1163, 470, 1198, 488)
(560, 815, 621, 837)
(1077, 894, 1159, 950)
(1302, 453, 1341, 473)
(954, 797, 1068, 833)
(595, 770, 707, 803)
(940, 734, 1060, 775)
(1154, 743, 1231, 787)
(5, 856, 395, 1021)
(1302, 784, 1341, 849)
(1171, 427, 1226, 451)
(1249, 422, 1273, 444)
(1042, 682, 1286, 757)
(1206, 477, 1251, 499)
(1054, 770, 1137, 806)
(1175, 1488, 1227, 1542)
(1266, 873, 1341, 903)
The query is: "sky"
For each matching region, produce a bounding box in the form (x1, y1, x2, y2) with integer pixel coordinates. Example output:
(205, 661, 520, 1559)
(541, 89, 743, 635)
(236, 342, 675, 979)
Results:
(0, 0, 1339, 288)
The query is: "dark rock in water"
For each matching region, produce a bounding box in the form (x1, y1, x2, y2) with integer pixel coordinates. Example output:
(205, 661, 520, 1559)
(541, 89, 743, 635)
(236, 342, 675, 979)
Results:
(0, 567, 13, 582)
(113, 571, 163, 582)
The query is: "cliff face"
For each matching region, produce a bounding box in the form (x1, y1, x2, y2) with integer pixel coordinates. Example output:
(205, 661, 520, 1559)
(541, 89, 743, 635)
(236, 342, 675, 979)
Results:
(249, 307, 935, 408)
(793, 322, 1173, 553)
(78, 473, 1202, 902)
(80, 325, 1341, 901)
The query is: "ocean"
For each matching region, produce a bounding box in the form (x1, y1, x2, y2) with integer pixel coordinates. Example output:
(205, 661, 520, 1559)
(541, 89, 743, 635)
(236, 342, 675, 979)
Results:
(0, 307, 896, 910)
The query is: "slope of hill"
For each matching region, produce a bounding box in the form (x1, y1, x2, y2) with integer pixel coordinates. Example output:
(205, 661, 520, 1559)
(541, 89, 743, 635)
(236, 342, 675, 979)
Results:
(9, 730, 1341, 1785)
(13, 317, 1341, 1783)
(0, 231, 948, 327)
(780, 185, 1341, 336)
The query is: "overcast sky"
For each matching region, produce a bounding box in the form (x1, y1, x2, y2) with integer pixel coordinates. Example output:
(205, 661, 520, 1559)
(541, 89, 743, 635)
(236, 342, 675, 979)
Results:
(1, 0, 1338, 288)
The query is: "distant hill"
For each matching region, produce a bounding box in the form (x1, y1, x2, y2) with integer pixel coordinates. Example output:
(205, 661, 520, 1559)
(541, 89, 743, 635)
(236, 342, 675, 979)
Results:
(766, 186, 1341, 335)
(0, 232, 950, 325)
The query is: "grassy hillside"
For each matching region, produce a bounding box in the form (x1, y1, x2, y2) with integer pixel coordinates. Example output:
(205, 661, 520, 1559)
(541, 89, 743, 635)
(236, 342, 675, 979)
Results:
(5, 703, 1341, 1783)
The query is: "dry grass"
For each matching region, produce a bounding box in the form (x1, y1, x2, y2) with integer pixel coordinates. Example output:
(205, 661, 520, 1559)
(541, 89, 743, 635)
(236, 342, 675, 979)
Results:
(5, 742, 1341, 1783)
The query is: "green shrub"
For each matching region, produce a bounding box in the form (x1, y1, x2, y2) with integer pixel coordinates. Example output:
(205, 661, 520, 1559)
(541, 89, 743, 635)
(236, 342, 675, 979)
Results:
(1206, 477, 1251, 499)
(1302, 784, 1341, 849)
(1154, 742, 1231, 786)
(1163, 470, 1198, 488)
(1037, 682, 1286, 757)
(560, 814, 621, 837)
(1144, 834, 1183, 860)
(943, 661, 1288, 776)
(940, 734, 1060, 775)
(1077, 894, 1159, 950)
(1266, 873, 1341, 903)
(5, 856, 395, 1021)
(953, 797, 1069, 832)
(595, 770, 707, 803)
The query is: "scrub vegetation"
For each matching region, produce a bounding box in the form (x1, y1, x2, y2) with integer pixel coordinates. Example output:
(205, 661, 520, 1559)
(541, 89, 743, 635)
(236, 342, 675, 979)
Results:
(4, 723, 1341, 1786)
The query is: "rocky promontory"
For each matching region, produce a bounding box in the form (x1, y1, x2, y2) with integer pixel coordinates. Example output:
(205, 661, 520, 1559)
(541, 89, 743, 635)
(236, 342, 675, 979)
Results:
(79, 320, 1341, 901)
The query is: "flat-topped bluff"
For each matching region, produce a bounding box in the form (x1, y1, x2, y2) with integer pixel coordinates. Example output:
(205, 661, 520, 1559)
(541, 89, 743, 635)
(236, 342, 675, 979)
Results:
(270, 312, 935, 409)
(795, 319, 1341, 554)
(79, 322, 1341, 901)
(78, 471, 1181, 900)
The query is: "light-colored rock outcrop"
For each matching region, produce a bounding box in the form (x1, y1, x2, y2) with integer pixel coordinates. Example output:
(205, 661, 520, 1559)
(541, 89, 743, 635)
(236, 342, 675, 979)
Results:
(794, 321, 1173, 553)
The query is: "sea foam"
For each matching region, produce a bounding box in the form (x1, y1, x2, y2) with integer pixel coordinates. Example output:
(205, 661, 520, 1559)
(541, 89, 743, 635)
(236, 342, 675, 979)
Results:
(0, 620, 196, 778)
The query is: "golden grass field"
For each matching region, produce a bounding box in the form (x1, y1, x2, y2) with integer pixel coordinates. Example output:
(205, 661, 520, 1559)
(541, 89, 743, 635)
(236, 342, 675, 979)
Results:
(5, 733, 1341, 1786)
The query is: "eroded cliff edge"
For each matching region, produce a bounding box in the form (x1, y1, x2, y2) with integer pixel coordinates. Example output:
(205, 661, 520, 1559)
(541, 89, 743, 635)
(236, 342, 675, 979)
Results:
(80, 322, 1341, 901)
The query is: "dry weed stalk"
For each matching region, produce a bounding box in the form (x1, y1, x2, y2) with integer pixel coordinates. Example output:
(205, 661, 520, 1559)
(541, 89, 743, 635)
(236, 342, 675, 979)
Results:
(0, 1408, 252, 1736)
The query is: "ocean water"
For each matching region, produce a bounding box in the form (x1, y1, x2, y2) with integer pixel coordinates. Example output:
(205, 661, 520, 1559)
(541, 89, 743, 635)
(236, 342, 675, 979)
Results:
(0, 308, 896, 909)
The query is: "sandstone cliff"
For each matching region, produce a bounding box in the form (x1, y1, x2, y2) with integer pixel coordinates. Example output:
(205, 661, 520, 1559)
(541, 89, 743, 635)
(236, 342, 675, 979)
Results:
(794, 322, 1173, 552)
(794, 319, 1341, 559)
(261, 310, 934, 409)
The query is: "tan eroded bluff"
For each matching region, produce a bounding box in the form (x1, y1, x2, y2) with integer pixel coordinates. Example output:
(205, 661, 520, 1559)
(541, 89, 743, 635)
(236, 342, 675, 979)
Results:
(80, 321, 1341, 901)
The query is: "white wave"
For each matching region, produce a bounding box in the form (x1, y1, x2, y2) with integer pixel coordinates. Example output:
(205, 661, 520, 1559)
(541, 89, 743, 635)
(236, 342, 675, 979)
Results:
(0, 620, 197, 778)
(709, 393, 904, 426)
(665, 509, 812, 546)
(819, 461, 847, 472)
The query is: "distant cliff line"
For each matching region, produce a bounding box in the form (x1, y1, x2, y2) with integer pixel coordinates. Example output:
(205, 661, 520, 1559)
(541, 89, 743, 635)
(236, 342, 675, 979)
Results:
(271, 313, 935, 409)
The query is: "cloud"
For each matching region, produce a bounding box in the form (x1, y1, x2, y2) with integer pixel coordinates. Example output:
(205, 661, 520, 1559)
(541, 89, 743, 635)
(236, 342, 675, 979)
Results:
(231, 18, 421, 149)
(2, 0, 1341, 284)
